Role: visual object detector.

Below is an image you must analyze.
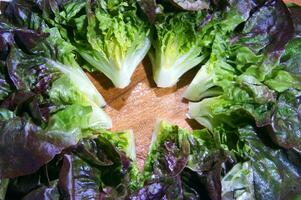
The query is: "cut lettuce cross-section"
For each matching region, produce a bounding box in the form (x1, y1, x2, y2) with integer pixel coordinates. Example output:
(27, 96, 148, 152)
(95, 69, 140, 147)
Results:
(149, 11, 209, 88)
(0, 27, 112, 130)
(27, 0, 151, 89)
(47, 59, 106, 107)
(183, 21, 250, 101)
(73, 0, 151, 88)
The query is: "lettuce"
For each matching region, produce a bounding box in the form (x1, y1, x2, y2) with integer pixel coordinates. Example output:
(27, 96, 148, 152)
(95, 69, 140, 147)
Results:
(0, 6, 111, 178)
(4, 130, 139, 199)
(221, 126, 301, 200)
(183, 33, 237, 101)
(130, 120, 227, 200)
(149, 11, 209, 87)
(1, 0, 301, 199)
(187, 0, 300, 129)
(185, 2, 301, 199)
(50, 0, 151, 88)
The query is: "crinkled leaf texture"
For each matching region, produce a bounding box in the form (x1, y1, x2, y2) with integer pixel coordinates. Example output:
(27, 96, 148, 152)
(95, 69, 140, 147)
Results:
(238, 0, 294, 54)
(149, 11, 208, 87)
(222, 126, 301, 200)
(4, 131, 138, 199)
(138, 0, 209, 24)
(280, 38, 301, 81)
(186, 0, 299, 136)
(182, 1, 254, 101)
(55, 0, 152, 88)
(0, 0, 107, 107)
(185, 0, 295, 101)
(0, 5, 111, 179)
(264, 89, 301, 152)
(130, 120, 227, 200)
(288, 3, 301, 37)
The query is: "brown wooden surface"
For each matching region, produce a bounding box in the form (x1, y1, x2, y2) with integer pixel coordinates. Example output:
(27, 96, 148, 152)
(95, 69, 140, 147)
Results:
(87, 59, 203, 169)
(87, 0, 301, 169)
(286, 0, 301, 4)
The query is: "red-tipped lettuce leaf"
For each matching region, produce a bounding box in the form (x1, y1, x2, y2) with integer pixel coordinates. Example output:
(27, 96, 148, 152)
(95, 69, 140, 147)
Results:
(239, 0, 294, 55)
(265, 89, 301, 151)
(138, 121, 227, 200)
(0, 116, 67, 178)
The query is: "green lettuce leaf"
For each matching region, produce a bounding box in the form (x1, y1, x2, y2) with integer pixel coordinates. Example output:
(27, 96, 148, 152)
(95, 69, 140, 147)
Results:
(149, 11, 209, 87)
(132, 120, 227, 200)
(280, 38, 301, 81)
(221, 126, 301, 200)
(0, 4, 112, 179)
(0, 179, 8, 200)
(222, 162, 255, 200)
(59, 0, 151, 88)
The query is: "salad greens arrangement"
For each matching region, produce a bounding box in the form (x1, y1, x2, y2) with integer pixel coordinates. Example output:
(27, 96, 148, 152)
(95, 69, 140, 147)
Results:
(40, 0, 151, 88)
(187, 0, 301, 151)
(0, 0, 301, 199)
(0, 3, 111, 182)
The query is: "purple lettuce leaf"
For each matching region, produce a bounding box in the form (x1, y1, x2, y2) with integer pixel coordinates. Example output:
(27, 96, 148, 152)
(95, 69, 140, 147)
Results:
(0, 90, 56, 123)
(0, 115, 67, 179)
(0, 27, 14, 61)
(0, 71, 12, 101)
(1, 0, 46, 31)
(185, 130, 228, 200)
(136, 121, 227, 200)
(5, 161, 60, 200)
(58, 137, 132, 199)
(5, 46, 51, 91)
(280, 37, 301, 81)
(227, 0, 258, 20)
(137, 0, 209, 24)
(138, 0, 157, 24)
(264, 89, 301, 151)
(128, 180, 170, 199)
(14, 29, 49, 52)
(129, 175, 198, 200)
(238, 126, 301, 200)
(239, 0, 294, 55)
(4, 135, 134, 199)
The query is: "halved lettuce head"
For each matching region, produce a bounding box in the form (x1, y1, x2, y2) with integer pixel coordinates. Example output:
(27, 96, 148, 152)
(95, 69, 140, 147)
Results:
(47, 0, 151, 88)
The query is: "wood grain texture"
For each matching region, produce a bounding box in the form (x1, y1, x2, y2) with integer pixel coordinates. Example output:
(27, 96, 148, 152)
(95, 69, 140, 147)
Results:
(87, 59, 202, 169)
(87, 0, 300, 169)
